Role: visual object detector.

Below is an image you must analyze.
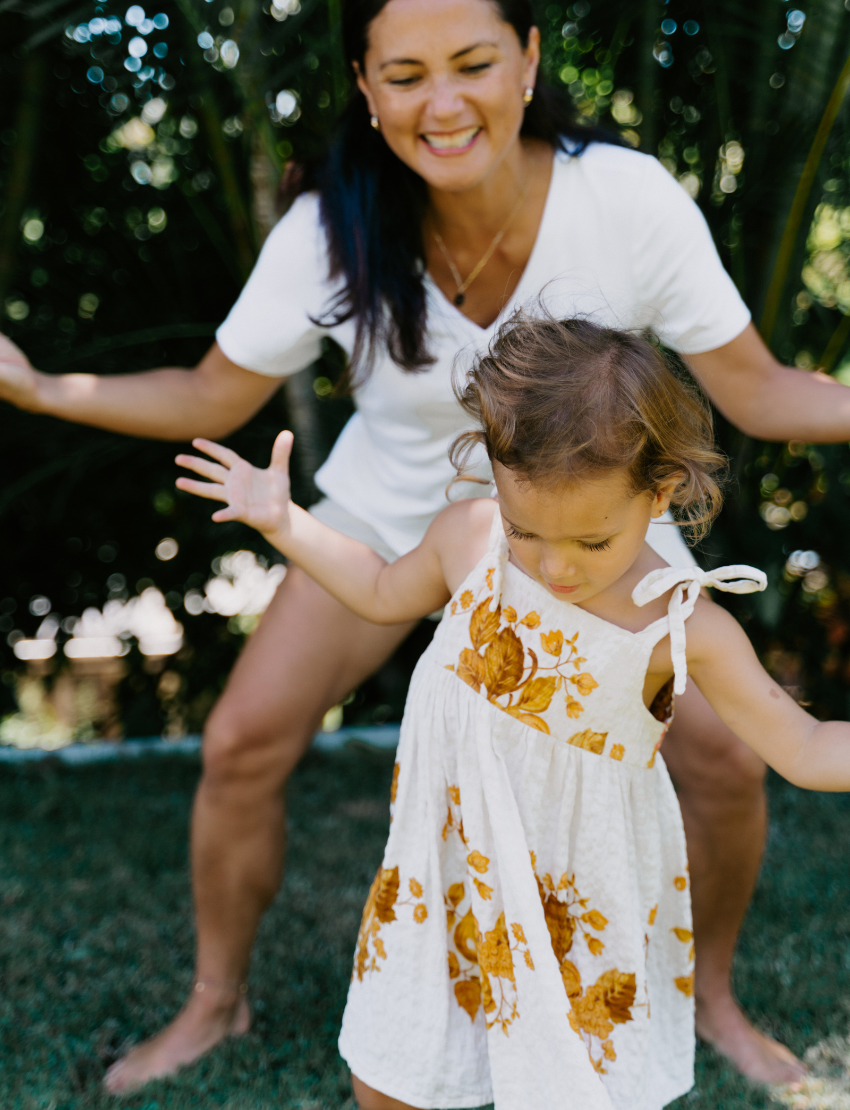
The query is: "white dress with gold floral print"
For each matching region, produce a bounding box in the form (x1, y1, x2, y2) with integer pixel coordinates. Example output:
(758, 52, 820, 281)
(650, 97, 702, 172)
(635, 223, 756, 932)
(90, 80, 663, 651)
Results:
(338, 509, 766, 1110)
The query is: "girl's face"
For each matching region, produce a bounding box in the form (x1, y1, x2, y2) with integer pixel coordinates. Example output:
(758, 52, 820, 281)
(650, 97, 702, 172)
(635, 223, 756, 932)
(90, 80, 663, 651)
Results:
(355, 0, 539, 194)
(494, 464, 677, 605)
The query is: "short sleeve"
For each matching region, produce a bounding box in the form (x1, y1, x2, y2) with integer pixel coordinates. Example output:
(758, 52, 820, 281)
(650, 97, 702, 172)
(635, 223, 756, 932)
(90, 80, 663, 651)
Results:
(630, 157, 751, 354)
(216, 193, 342, 378)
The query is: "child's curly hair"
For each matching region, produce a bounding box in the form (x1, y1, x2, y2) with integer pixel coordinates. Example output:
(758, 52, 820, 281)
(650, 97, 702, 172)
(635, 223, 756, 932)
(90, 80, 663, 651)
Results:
(451, 312, 726, 543)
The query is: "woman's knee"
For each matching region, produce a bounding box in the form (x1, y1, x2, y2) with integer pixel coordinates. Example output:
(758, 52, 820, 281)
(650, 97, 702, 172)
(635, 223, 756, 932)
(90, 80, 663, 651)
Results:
(665, 719, 767, 802)
(701, 736, 767, 799)
(201, 702, 311, 789)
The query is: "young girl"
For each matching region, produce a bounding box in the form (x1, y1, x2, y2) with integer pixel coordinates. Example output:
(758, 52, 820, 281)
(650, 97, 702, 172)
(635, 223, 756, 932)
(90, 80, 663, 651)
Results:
(176, 315, 849, 1110)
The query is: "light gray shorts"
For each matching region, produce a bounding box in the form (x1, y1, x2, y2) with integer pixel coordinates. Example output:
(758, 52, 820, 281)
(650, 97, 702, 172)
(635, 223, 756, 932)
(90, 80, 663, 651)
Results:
(308, 498, 400, 563)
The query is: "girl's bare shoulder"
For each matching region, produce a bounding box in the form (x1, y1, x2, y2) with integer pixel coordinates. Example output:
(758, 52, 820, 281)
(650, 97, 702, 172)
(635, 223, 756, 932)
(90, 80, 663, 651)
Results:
(427, 498, 499, 589)
(429, 496, 498, 546)
(684, 591, 750, 665)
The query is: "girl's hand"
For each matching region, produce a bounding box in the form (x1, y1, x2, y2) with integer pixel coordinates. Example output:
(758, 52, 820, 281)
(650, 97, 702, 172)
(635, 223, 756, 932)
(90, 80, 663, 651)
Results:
(175, 431, 294, 537)
(0, 333, 40, 410)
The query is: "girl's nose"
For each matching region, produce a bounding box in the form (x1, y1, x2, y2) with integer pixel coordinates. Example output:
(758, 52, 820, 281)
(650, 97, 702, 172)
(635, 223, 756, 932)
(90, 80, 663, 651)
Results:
(540, 552, 577, 581)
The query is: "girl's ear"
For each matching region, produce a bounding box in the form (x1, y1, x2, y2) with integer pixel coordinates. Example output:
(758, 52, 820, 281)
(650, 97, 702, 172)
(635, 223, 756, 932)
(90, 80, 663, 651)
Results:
(651, 474, 683, 519)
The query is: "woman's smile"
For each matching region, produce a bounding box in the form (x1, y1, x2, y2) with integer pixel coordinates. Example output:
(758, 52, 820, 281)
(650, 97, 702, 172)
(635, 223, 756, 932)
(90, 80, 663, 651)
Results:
(420, 126, 482, 154)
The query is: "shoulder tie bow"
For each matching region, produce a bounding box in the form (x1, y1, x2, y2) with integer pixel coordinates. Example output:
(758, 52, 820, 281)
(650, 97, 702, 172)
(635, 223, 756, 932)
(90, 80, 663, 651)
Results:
(632, 564, 767, 696)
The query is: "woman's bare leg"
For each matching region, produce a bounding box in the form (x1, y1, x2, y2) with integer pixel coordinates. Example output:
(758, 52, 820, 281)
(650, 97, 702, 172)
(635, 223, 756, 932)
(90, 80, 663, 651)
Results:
(104, 567, 416, 1093)
(351, 1073, 419, 1109)
(663, 683, 806, 1084)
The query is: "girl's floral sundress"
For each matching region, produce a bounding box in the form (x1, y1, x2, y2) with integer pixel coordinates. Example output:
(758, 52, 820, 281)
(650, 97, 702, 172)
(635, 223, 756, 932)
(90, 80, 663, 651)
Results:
(339, 508, 766, 1110)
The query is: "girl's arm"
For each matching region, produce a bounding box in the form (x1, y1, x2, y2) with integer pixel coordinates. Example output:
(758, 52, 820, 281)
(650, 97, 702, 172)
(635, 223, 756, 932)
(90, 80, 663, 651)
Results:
(176, 434, 461, 624)
(686, 599, 850, 790)
(0, 336, 279, 441)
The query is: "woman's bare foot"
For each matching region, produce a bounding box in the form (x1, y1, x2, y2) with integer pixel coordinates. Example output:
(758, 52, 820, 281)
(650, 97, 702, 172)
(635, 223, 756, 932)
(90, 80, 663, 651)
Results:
(103, 984, 250, 1094)
(696, 994, 807, 1086)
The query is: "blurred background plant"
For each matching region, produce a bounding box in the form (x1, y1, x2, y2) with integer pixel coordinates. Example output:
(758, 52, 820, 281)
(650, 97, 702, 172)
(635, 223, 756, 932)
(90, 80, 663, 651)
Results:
(3, 0, 850, 744)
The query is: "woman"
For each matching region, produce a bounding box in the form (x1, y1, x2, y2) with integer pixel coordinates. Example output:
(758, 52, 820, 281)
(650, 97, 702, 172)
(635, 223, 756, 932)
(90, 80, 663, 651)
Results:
(1, 0, 846, 1095)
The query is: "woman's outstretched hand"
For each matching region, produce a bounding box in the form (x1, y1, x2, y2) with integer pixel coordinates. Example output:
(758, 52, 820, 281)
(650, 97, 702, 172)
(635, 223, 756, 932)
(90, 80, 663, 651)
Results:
(0, 333, 40, 410)
(175, 431, 294, 538)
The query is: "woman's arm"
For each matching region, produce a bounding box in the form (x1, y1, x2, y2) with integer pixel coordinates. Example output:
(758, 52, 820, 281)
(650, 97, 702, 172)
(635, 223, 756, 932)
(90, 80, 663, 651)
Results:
(175, 434, 459, 623)
(0, 334, 280, 441)
(687, 598, 850, 790)
(686, 322, 850, 443)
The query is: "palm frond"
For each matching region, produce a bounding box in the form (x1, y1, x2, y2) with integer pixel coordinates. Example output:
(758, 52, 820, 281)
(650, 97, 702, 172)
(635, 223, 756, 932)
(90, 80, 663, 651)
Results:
(24, 6, 89, 48)
(40, 325, 219, 373)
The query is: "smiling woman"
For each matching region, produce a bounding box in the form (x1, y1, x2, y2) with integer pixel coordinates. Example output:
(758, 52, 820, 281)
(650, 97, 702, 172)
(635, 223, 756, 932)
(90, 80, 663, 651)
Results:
(0, 0, 846, 1099)
(309, 0, 615, 373)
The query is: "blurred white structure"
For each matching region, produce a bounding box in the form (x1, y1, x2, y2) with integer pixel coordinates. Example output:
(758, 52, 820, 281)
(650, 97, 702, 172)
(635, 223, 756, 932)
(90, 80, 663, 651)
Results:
(192, 551, 286, 633)
(10, 615, 60, 662)
(11, 587, 183, 663)
(3, 552, 284, 749)
(64, 587, 183, 659)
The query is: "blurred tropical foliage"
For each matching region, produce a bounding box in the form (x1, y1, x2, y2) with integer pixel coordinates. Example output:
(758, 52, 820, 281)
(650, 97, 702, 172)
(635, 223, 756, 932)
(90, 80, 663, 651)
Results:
(2, 0, 850, 741)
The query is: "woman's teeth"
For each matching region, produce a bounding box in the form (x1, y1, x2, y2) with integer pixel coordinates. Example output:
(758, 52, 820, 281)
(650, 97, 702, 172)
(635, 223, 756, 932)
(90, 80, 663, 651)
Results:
(422, 127, 480, 150)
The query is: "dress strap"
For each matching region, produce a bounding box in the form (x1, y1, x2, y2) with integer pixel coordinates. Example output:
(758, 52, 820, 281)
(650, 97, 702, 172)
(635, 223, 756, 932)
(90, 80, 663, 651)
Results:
(632, 564, 767, 696)
(486, 503, 510, 612)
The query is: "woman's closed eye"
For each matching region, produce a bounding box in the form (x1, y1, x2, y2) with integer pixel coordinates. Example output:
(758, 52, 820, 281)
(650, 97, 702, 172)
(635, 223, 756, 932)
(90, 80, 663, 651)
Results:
(388, 61, 492, 86)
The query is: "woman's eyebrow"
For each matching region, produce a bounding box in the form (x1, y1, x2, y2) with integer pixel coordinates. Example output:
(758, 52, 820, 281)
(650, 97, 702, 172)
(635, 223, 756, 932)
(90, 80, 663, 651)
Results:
(450, 40, 499, 59)
(379, 57, 421, 69)
(379, 41, 498, 69)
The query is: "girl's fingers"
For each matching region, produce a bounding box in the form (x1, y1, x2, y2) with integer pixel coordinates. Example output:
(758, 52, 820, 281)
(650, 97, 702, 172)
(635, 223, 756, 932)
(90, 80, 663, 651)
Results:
(270, 429, 294, 472)
(175, 454, 229, 483)
(192, 438, 242, 468)
(211, 507, 240, 523)
(175, 476, 231, 502)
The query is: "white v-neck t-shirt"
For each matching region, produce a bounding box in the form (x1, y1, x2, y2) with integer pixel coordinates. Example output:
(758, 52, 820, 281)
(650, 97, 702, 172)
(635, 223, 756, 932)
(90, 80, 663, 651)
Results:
(217, 143, 750, 557)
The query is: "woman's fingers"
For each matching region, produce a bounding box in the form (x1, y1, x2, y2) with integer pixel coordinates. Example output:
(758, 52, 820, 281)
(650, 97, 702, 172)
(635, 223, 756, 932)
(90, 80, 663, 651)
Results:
(211, 507, 240, 523)
(175, 476, 230, 502)
(192, 438, 241, 468)
(175, 453, 229, 483)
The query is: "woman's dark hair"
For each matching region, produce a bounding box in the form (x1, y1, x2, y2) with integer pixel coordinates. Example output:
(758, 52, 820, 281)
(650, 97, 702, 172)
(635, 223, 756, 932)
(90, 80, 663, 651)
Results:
(286, 0, 622, 386)
(451, 312, 726, 543)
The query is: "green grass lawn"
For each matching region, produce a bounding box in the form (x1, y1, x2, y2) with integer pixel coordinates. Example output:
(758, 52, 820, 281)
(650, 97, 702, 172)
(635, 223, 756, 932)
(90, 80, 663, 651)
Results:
(1, 748, 849, 1110)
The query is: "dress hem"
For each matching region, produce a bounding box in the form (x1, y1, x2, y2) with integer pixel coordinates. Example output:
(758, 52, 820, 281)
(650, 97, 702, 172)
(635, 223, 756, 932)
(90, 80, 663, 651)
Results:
(653, 1076, 695, 1110)
(340, 1038, 494, 1110)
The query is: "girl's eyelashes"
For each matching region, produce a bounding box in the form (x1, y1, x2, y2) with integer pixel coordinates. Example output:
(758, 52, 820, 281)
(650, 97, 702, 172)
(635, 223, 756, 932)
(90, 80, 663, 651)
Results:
(506, 525, 534, 541)
(581, 539, 612, 552)
(505, 525, 611, 550)
(461, 63, 492, 74)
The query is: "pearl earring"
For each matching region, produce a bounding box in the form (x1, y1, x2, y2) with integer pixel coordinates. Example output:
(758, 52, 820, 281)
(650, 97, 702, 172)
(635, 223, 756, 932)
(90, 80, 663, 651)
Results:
(370, 114, 380, 130)
(523, 86, 534, 105)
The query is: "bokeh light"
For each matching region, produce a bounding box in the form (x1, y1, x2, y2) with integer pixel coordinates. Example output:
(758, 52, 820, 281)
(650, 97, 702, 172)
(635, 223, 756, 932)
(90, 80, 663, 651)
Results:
(155, 537, 179, 561)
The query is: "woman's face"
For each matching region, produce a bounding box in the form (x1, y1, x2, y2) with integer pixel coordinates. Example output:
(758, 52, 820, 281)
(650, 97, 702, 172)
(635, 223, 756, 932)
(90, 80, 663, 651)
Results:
(355, 0, 540, 194)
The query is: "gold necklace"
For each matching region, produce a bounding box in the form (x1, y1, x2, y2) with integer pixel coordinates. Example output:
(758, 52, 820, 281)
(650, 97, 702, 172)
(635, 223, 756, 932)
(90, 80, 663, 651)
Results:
(431, 184, 530, 308)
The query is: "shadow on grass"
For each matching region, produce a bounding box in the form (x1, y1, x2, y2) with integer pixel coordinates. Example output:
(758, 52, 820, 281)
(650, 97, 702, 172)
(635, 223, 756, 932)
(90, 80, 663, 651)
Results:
(0, 754, 848, 1109)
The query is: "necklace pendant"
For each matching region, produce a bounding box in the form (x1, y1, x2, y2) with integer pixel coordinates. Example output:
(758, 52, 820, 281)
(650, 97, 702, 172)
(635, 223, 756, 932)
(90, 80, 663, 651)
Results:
(454, 292, 465, 307)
